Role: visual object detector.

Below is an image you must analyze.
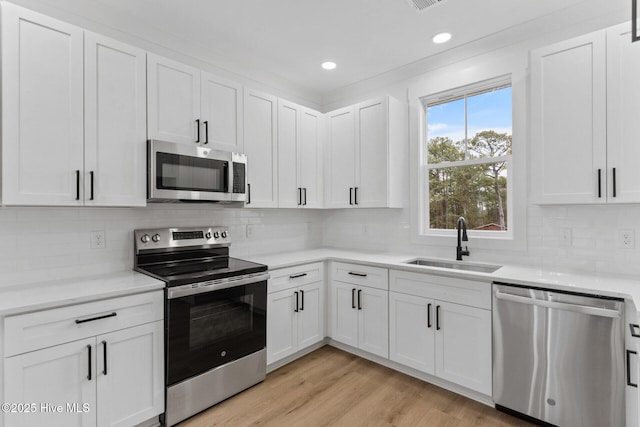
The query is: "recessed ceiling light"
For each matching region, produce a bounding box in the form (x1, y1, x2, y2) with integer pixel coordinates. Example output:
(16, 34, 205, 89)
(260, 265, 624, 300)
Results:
(432, 32, 452, 44)
(321, 61, 337, 70)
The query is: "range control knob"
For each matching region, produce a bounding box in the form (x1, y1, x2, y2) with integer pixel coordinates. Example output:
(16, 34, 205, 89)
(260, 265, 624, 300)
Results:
(221, 231, 228, 238)
(140, 234, 150, 243)
(152, 234, 161, 243)
(205, 231, 212, 239)
(213, 231, 220, 239)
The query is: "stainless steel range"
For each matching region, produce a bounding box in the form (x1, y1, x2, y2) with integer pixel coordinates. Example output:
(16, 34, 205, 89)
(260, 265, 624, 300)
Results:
(134, 226, 268, 427)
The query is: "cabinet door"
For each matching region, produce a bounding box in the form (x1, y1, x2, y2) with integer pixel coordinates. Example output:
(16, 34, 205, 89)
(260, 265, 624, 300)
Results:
(330, 281, 358, 348)
(244, 88, 278, 207)
(277, 99, 300, 208)
(266, 289, 298, 364)
(607, 23, 640, 203)
(299, 108, 324, 208)
(325, 107, 356, 208)
(84, 32, 146, 207)
(389, 292, 434, 375)
(147, 53, 201, 145)
(4, 338, 96, 427)
(434, 301, 491, 395)
(355, 97, 389, 207)
(201, 72, 243, 152)
(1, 3, 84, 206)
(298, 282, 324, 349)
(530, 31, 607, 204)
(358, 286, 388, 358)
(96, 321, 164, 427)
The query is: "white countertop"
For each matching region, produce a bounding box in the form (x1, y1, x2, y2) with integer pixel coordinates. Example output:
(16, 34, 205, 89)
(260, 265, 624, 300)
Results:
(0, 271, 165, 316)
(251, 248, 640, 311)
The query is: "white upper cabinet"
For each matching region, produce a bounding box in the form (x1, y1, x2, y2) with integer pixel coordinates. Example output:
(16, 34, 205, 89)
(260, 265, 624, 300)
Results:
(531, 24, 640, 204)
(244, 88, 278, 207)
(325, 96, 406, 208)
(1, 4, 146, 207)
(1, 3, 84, 206)
(84, 32, 146, 207)
(277, 99, 324, 208)
(147, 55, 244, 151)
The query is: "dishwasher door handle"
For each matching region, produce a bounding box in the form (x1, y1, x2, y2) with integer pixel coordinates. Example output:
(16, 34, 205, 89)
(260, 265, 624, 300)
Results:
(494, 291, 621, 319)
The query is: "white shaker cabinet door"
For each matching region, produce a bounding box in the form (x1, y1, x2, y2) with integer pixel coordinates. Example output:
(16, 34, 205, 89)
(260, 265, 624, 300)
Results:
(297, 282, 324, 349)
(267, 289, 298, 364)
(147, 53, 201, 146)
(299, 108, 324, 208)
(330, 281, 359, 348)
(325, 107, 356, 208)
(201, 72, 243, 152)
(4, 338, 97, 427)
(355, 97, 389, 208)
(84, 32, 146, 207)
(277, 99, 300, 208)
(1, 3, 84, 206)
(357, 286, 388, 358)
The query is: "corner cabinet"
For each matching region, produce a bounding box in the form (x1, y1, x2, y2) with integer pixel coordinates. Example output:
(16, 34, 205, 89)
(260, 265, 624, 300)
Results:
(325, 96, 406, 208)
(277, 100, 324, 208)
(3, 291, 164, 427)
(329, 262, 388, 358)
(531, 22, 640, 204)
(388, 270, 491, 395)
(147, 54, 243, 152)
(267, 263, 325, 365)
(1, 3, 146, 206)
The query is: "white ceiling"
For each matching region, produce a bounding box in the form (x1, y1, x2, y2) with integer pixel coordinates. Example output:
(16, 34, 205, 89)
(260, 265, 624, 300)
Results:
(19, 0, 631, 97)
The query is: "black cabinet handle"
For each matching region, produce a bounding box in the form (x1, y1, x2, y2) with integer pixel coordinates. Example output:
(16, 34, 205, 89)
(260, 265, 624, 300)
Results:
(351, 288, 356, 309)
(247, 184, 251, 204)
(349, 187, 353, 205)
(89, 171, 94, 201)
(294, 291, 299, 312)
(348, 272, 367, 277)
(357, 289, 362, 310)
(612, 167, 617, 198)
(297, 187, 302, 206)
(631, 324, 640, 338)
(289, 273, 307, 279)
(195, 119, 200, 143)
(303, 188, 307, 206)
(87, 345, 92, 381)
(203, 120, 209, 144)
(300, 290, 304, 311)
(76, 170, 80, 200)
(75, 312, 117, 324)
(102, 340, 108, 376)
(427, 303, 432, 328)
(597, 169, 602, 198)
(354, 187, 359, 205)
(436, 305, 441, 330)
(628, 350, 638, 387)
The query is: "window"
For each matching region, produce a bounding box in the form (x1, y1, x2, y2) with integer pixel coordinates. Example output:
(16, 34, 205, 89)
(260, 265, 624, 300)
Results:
(422, 79, 512, 235)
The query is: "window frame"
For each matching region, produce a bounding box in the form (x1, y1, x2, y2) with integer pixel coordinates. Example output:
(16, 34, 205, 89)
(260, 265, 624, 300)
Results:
(420, 76, 515, 241)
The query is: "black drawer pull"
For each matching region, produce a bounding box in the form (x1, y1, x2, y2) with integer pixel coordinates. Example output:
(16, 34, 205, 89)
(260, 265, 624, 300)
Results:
(75, 312, 117, 324)
(351, 288, 356, 309)
(300, 290, 304, 311)
(294, 291, 299, 312)
(357, 289, 362, 310)
(427, 303, 432, 328)
(102, 340, 108, 375)
(348, 272, 367, 277)
(631, 324, 640, 338)
(87, 345, 92, 381)
(289, 273, 307, 279)
(436, 305, 441, 330)
(628, 350, 638, 388)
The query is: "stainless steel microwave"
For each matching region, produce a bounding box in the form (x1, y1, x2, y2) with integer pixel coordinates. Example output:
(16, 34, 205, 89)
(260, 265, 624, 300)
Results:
(147, 140, 247, 203)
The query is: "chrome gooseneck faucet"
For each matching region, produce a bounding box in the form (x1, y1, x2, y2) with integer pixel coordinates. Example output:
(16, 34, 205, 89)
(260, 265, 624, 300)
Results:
(456, 216, 470, 261)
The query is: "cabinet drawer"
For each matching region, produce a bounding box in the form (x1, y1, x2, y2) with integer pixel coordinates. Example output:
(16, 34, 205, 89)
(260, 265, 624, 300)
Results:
(390, 270, 490, 309)
(5, 291, 163, 357)
(332, 262, 388, 290)
(268, 262, 324, 293)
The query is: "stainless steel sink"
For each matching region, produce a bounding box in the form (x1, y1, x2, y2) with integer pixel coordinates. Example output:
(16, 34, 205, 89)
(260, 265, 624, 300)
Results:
(403, 258, 501, 273)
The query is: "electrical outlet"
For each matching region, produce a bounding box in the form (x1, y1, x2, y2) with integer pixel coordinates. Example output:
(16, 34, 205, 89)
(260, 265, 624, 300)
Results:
(90, 230, 106, 249)
(560, 228, 572, 247)
(618, 229, 635, 249)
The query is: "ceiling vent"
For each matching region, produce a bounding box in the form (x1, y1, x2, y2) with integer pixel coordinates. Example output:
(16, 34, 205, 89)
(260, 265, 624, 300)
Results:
(406, 0, 447, 13)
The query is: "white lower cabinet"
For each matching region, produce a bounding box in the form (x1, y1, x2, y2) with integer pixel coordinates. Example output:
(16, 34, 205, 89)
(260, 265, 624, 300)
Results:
(267, 263, 324, 365)
(329, 262, 388, 359)
(3, 292, 164, 427)
(389, 270, 492, 396)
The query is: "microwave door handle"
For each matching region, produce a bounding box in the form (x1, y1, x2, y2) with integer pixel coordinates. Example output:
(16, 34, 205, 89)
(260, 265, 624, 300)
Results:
(247, 183, 251, 204)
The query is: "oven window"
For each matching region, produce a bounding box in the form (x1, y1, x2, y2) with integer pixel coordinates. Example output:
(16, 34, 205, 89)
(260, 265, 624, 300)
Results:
(157, 152, 228, 193)
(166, 281, 266, 386)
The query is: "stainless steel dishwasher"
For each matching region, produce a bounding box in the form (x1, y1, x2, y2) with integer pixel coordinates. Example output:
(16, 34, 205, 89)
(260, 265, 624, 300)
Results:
(493, 282, 625, 427)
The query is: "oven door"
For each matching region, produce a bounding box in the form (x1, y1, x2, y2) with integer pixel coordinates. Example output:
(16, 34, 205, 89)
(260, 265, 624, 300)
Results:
(166, 276, 267, 386)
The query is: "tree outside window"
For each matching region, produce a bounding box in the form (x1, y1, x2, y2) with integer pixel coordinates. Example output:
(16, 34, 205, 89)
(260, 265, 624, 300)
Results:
(424, 84, 512, 232)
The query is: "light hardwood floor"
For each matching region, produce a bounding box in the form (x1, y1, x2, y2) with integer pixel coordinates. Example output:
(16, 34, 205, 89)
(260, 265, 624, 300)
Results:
(178, 346, 533, 427)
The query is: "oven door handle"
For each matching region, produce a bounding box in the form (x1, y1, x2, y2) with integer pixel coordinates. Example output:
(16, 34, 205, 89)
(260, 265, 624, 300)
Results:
(167, 272, 271, 299)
